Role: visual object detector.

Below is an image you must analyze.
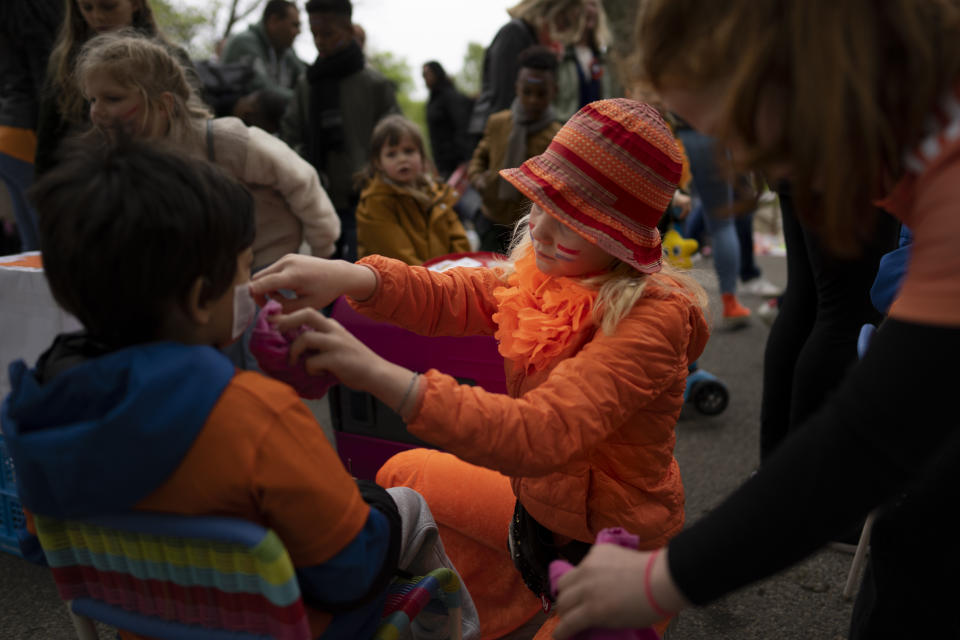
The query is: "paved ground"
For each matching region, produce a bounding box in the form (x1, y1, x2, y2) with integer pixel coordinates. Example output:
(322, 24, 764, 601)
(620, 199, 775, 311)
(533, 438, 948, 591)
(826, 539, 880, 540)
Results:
(0, 250, 859, 639)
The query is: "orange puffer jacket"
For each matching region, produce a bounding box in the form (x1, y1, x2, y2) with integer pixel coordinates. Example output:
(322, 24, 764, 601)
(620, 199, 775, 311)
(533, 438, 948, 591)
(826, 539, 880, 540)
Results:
(352, 255, 710, 546)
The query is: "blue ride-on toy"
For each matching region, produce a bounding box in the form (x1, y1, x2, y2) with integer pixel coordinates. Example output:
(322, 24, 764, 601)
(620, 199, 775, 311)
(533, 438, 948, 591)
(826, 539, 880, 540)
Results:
(684, 363, 729, 416)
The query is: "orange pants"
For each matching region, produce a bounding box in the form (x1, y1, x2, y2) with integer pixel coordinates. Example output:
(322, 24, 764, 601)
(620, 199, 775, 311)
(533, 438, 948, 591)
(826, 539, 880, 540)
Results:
(378, 449, 542, 640)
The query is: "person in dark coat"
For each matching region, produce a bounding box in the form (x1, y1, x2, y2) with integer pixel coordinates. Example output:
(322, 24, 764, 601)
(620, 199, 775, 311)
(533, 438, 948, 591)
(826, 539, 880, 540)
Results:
(422, 61, 473, 179)
(34, 0, 195, 177)
(466, 0, 584, 145)
(0, 0, 63, 251)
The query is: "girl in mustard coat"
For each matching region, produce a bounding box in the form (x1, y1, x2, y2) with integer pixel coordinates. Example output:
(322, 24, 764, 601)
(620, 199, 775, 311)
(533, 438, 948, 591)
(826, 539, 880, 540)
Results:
(356, 114, 471, 265)
(251, 99, 710, 640)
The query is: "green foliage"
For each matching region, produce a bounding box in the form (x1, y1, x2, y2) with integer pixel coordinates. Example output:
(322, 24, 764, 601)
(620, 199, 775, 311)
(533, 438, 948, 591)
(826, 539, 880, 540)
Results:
(367, 50, 415, 96)
(455, 42, 485, 98)
(367, 50, 430, 159)
(152, 0, 211, 57)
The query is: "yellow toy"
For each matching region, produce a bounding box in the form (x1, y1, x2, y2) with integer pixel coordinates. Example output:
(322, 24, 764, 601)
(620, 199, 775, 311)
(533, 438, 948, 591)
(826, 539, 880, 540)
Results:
(662, 226, 699, 269)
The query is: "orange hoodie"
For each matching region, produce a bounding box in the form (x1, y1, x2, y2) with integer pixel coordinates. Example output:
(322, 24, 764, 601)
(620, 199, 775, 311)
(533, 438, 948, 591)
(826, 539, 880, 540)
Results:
(352, 255, 710, 546)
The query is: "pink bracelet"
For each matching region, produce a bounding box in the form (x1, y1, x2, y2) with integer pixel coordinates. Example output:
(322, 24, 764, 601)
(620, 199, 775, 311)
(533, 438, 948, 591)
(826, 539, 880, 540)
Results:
(644, 549, 673, 619)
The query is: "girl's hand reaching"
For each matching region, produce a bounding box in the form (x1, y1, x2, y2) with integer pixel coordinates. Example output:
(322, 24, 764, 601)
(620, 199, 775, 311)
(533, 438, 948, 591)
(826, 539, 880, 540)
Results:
(250, 254, 377, 313)
(270, 307, 422, 418)
(552, 545, 690, 639)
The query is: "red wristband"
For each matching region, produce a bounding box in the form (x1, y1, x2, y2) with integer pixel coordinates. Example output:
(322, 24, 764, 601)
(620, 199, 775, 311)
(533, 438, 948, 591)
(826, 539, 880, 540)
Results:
(644, 549, 673, 619)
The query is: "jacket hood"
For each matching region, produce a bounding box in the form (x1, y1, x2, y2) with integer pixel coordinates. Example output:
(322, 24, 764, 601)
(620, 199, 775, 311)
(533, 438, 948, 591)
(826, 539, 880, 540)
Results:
(0, 334, 234, 517)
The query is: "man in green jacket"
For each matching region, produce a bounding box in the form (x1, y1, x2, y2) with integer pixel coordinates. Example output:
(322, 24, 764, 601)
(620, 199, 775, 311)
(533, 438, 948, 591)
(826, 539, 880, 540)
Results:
(222, 0, 305, 104)
(281, 0, 398, 262)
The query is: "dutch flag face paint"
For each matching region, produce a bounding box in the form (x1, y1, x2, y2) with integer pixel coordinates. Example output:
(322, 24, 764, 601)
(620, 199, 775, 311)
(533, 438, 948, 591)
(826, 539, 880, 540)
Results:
(555, 244, 581, 262)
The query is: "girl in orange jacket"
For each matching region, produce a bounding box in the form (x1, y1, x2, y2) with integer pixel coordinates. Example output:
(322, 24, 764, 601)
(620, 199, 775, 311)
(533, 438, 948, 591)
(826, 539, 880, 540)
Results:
(250, 99, 710, 640)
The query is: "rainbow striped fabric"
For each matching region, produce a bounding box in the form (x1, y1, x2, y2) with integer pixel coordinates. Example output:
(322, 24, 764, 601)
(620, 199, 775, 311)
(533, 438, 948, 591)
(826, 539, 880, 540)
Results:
(33, 514, 311, 640)
(375, 568, 463, 640)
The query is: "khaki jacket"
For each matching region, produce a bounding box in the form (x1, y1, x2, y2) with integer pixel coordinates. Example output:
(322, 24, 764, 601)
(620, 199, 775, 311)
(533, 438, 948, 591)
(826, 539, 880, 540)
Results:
(198, 117, 339, 269)
(351, 255, 710, 546)
(467, 109, 560, 226)
(357, 175, 471, 265)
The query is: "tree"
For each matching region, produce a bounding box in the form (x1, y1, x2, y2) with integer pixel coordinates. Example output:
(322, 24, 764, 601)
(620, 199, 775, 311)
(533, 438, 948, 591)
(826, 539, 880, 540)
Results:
(367, 49, 429, 150)
(220, 0, 267, 41)
(152, 0, 267, 59)
(152, 0, 209, 55)
(455, 42, 485, 98)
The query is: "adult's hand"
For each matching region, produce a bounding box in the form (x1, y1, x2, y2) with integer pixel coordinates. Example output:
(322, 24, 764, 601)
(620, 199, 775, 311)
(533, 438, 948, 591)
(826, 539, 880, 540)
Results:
(271, 307, 421, 417)
(553, 545, 690, 639)
(250, 254, 377, 313)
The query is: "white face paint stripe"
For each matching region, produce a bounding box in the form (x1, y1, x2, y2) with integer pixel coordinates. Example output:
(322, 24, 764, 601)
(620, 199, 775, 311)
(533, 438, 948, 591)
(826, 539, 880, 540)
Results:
(232, 283, 257, 341)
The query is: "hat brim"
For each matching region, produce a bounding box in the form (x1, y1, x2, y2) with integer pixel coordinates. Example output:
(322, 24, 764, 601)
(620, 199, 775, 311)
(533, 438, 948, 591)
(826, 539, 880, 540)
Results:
(500, 160, 663, 274)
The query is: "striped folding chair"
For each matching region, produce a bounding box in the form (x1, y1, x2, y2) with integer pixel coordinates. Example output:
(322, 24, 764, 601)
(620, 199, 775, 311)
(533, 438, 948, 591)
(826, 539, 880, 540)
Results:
(33, 513, 311, 640)
(375, 568, 463, 640)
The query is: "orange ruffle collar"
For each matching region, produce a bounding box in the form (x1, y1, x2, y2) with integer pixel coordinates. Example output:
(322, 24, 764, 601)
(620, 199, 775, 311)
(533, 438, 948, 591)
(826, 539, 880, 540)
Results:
(492, 249, 598, 374)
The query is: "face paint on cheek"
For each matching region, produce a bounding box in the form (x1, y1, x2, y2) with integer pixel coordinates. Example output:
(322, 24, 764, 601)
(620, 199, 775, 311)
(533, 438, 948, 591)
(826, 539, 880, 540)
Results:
(119, 104, 140, 122)
(555, 244, 581, 262)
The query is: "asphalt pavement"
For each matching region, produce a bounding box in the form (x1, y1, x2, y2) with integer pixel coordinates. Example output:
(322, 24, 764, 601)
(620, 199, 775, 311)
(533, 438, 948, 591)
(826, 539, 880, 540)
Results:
(0, 251, 858, 640)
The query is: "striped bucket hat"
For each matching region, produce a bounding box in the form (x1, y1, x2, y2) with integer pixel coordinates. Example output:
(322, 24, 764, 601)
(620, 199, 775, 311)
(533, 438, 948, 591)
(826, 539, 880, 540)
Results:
(500, 99, 682, 273)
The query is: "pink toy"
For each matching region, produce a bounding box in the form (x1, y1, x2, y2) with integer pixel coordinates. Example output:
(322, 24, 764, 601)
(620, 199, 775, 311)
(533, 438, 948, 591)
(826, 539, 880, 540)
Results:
(249, 300, 339, 399)
(549, 528, 660, 640)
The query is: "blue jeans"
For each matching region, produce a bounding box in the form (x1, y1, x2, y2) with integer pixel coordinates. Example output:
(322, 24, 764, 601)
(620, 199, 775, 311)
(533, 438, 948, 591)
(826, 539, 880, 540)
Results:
(0, 152, 39, 251)
(676, 129, 740, 294)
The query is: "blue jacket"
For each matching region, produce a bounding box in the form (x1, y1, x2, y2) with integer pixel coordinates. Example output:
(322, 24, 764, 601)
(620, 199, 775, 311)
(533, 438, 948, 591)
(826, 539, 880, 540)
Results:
(1, 334, 394, 639)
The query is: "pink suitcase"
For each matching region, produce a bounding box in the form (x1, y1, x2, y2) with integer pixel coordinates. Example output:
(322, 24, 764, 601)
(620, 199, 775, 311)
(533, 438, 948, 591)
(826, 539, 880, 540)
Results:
(331, 252, 507, 479)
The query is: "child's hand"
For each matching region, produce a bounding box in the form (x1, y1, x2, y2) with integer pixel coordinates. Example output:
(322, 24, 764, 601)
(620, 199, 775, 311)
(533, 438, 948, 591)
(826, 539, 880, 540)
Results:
(271, 308, 422, 416)
(250, 254, 377, 312)
(270, 308, 381, 390)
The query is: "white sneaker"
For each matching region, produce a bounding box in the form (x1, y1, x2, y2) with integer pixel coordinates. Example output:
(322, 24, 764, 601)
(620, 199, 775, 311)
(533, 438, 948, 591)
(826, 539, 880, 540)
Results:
(740, 277, 782, 297)
(757, 298, 779, 326)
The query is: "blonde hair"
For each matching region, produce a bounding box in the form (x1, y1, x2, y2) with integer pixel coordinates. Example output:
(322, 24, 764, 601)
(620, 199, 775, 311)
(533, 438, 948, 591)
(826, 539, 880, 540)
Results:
(48, 0, 167, 124)
(575, 0, 611, 51)
(634, 0, 960, 256)
(508, 0, 584, 47)
(76, 31, 210, 147)
(498, 211, 709, 336)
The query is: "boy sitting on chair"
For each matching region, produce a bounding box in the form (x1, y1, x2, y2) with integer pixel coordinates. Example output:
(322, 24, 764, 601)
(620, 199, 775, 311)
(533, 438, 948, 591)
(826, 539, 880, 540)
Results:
(0, 137, 474, 639)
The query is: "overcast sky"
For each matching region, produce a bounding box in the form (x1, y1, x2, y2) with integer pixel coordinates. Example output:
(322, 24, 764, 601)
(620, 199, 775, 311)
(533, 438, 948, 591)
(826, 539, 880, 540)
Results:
(202, 0, 516, 99)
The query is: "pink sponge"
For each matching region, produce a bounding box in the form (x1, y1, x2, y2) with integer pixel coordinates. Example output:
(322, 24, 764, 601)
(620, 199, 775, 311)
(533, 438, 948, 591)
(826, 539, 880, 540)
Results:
(249, 300, 339, 399)
(549, 527, 660, 640)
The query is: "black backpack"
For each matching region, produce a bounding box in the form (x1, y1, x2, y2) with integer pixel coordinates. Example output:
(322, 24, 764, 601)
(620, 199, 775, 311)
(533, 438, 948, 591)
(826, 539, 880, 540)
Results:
(193, 59, 255, 117)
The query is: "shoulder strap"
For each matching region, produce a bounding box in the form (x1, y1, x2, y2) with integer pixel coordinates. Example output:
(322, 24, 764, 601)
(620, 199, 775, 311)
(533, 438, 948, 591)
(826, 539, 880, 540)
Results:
(206, 119, 215, 162)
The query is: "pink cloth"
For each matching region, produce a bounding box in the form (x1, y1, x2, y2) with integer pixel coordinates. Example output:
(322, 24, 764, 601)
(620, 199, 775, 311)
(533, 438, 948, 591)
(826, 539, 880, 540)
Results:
(549, 528, 660, 640)
(249, 300, 339, 399)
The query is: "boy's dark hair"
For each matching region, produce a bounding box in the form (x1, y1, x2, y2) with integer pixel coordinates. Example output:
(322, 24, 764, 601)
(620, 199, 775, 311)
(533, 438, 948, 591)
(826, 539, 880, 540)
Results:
(305, 0, 351, 19)
(30, 134, 255, 348)
(253, 88, 289, 130)
(518, 45, 559, 74)
(263, 0, 296, 22)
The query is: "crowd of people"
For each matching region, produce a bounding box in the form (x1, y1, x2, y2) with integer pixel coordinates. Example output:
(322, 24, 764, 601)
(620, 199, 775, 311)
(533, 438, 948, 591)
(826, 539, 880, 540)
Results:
(2, 0, 952, 639)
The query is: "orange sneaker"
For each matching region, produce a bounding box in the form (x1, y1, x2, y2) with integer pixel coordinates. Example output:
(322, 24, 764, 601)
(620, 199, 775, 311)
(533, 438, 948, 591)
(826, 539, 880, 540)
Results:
(722, 293, 751, 328)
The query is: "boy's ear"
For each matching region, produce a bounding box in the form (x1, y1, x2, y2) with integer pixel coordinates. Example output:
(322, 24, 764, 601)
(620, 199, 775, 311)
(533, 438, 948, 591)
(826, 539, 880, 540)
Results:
(160, 91, 175, 116)
(185, 276, 214, 326)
